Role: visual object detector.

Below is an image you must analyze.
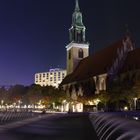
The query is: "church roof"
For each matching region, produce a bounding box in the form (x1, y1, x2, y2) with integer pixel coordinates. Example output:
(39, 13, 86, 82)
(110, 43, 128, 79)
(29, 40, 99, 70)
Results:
(61, 38, 140, 86)
(61, 39, 124, 85)
(120, 48, 140, 72)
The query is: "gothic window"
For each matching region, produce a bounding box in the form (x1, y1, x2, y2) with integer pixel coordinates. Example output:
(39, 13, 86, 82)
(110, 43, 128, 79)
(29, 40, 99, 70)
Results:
(78, 48, 83, 58)
(69, 50, 71, 59)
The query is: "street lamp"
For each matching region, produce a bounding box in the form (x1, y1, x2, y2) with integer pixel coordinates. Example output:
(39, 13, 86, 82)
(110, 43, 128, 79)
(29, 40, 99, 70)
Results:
(18, 100, 22, 111)
(52, 102, 55, 110)
(1, 100, 4, 111)
(13, 102, 16, 111)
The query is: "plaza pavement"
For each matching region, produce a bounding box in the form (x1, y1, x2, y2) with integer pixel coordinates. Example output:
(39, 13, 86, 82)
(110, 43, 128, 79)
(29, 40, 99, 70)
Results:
(0, 113, 98, 140)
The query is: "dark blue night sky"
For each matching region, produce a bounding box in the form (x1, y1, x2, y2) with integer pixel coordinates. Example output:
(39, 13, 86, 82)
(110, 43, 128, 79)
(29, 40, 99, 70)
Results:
(0, 0, 139, 85)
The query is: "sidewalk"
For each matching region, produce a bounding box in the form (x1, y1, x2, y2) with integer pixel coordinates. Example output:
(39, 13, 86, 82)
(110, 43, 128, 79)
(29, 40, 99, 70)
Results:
(0, 113, 98, 140)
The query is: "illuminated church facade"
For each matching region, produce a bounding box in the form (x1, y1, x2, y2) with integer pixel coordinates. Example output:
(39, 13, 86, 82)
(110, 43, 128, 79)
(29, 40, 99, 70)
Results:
(60, 0, 140, 112)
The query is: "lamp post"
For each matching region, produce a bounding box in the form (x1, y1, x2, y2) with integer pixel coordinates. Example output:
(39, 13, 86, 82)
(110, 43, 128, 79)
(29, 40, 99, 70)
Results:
(18, 100, 22, 111)
(13, 102, 16, 112)
(133, 98, 137, 111)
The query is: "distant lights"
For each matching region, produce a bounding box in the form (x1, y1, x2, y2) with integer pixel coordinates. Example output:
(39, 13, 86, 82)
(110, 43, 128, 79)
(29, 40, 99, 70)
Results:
(93, 99, 100, 105)
(63, 100, 66, 103)
(88, 101, 93, 105)
(124, 106, 128, 111)
(133, 116, 139, 121)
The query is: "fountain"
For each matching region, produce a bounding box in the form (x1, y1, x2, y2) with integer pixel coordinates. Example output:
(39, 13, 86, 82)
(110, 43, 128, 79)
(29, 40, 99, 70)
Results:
(89, 112, 140, 140)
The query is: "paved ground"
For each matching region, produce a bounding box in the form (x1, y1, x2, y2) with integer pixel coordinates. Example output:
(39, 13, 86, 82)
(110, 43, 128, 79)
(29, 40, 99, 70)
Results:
(0, 113, 98, 140)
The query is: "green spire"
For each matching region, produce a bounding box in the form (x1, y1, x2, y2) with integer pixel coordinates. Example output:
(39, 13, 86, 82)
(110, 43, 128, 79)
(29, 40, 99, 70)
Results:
(75, 0, 80, 11)
(69, 0, 86, 43)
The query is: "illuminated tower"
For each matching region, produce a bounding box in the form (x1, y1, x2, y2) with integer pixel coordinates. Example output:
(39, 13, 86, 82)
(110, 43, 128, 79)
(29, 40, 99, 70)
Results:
(66, 0, 89, 75)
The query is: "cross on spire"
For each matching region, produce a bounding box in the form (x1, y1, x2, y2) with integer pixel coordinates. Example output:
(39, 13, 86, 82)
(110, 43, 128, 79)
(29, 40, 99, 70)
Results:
(125, 24, 130, 36)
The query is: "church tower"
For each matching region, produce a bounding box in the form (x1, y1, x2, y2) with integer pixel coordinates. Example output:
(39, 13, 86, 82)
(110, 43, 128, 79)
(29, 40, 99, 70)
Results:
(66, 0, 89, 75)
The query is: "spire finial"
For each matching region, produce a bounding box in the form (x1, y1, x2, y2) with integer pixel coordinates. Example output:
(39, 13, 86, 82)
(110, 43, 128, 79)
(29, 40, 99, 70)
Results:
(75, 0, 80, 11)
(124, 24, 131, 38)
(125, 24, 129, 34)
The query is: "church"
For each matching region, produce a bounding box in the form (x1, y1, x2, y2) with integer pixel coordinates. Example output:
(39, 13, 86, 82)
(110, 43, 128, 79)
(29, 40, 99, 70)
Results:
(60, 0, 140, 112)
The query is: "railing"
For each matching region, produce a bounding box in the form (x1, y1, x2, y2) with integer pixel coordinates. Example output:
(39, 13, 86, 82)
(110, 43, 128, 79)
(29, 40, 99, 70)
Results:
(89, 112, 140, 140)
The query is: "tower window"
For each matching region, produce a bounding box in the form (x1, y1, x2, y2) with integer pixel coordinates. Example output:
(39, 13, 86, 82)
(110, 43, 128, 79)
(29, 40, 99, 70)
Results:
(69, 50, 71, 59)
(78, 48, 83, 58)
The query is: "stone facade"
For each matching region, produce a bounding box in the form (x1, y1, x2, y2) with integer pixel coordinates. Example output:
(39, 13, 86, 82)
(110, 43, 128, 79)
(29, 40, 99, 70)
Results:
(66, 42, 89, 74)
(60, 0, 139, 112)
(66, 0, 89, 75)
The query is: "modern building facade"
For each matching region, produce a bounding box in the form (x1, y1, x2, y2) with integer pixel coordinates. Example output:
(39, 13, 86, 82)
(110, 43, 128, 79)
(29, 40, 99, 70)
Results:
(35, 68, 66, 88)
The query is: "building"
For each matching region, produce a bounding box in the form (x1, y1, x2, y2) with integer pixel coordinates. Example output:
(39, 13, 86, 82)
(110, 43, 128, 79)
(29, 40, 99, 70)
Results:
(60, 0, 140, 112)
(35, 68, 66, 88)
(66, 0, 89, 75)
